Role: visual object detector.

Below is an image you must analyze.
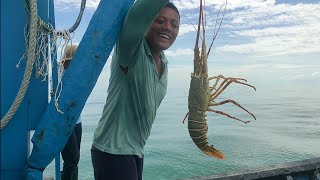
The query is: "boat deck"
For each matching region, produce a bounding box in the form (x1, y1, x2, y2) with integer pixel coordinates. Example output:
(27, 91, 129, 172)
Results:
(182, 157, 320, 180)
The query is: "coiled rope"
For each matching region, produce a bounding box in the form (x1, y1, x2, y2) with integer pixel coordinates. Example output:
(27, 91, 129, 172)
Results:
(0, 0, 86, 129)
(24, 0, 86, 35)
(0, 0, 38, 129)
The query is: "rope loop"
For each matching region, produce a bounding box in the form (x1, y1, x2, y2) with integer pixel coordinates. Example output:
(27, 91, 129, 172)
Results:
(55, 29, 72, 40)
(1, 0, 38, 129)
(1, 0, 86, 129)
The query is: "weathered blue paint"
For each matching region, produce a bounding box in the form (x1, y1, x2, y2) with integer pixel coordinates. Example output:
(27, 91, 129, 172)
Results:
(0, 0, 50, 179)
(47, 0, 61, 179)
(52, 39, 61, 180)
(26, 0, 134, 179)
(27, 0, 51, 131)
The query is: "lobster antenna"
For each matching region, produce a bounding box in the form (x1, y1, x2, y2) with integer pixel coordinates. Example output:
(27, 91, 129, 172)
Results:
(204, 0, 207, 33)
(207, 0, 227, 56)
(182, 14, 203, 42)
(195, 0, 203, 49)
(202, 0, 206, 46)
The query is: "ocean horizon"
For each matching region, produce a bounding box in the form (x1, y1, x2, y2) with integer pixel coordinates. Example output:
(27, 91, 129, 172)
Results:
(50, 1, 320, 178)
(43, 64, 320, 180)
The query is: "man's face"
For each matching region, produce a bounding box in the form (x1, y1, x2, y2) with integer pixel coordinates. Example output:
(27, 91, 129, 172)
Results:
(145, 7, 180, 52)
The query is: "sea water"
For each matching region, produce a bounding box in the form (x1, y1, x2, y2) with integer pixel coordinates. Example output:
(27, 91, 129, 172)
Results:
(44, 66, 320, 180)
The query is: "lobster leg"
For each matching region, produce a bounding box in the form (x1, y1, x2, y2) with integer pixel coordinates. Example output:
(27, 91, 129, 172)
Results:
(209, 75, 247, 85)
(183, 112, 189, 124)
(210, 76, 255, 92)
(209, 77, 256, 101)
(209, 99, 256, 120)
(207, 108, 250, 124)
(209, 75, 248, 90)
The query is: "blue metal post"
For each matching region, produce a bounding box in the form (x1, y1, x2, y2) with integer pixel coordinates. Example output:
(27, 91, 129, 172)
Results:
(47, 0, 62, 179)
(26, 0, 134, 179)
(1, 0, 49, 179)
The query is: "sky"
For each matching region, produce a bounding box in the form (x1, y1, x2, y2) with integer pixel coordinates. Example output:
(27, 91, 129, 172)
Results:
(53, 0, 320, 90)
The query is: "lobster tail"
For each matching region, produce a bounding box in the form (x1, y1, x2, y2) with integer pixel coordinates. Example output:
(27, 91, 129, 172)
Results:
(202, 145, 225, 159)
(188, 117, 225, 160)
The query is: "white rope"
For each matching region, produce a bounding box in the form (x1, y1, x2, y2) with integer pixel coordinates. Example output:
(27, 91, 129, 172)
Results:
(0, 0, 38, 129)
(16, 20, 58, 82)
(1, 0, 80, 129)
(53, 32, 74, 114)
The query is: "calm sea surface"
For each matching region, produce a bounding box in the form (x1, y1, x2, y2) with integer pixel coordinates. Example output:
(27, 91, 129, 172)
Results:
(44, 68, 320, 180)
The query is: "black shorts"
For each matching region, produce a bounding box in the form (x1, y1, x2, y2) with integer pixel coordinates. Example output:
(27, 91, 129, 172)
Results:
(91, 145, 144, 180)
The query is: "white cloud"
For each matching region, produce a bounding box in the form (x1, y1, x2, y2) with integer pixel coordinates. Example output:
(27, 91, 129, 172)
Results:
(55, 0, 99, 10)
(172, 0, 277, 10)
(174, 0, 320, 57)
(55, 0, 320, 58)
(218, 23, 320, 56)
(217, 3, 320, 57)
(312, 72, 319, 77)
(178, 24, 196, 36)
(165, 48, 194, 57)
(281, 74, 305, 80)
(272, 64, 304, 69)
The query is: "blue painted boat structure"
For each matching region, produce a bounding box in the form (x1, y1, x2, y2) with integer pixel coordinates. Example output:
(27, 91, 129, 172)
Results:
(1, 0, 134, 179)
(2, 1, 319, 180)
(1, 0, 53, 179)
(26, 0, 135, 179)
(182, 157, 320, 180)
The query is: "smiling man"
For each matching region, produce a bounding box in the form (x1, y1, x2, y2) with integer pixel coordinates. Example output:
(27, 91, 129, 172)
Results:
(91, 0, 180, 180)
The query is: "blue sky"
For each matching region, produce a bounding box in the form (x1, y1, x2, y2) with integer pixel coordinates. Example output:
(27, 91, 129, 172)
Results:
(53, 0, 320, 88)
